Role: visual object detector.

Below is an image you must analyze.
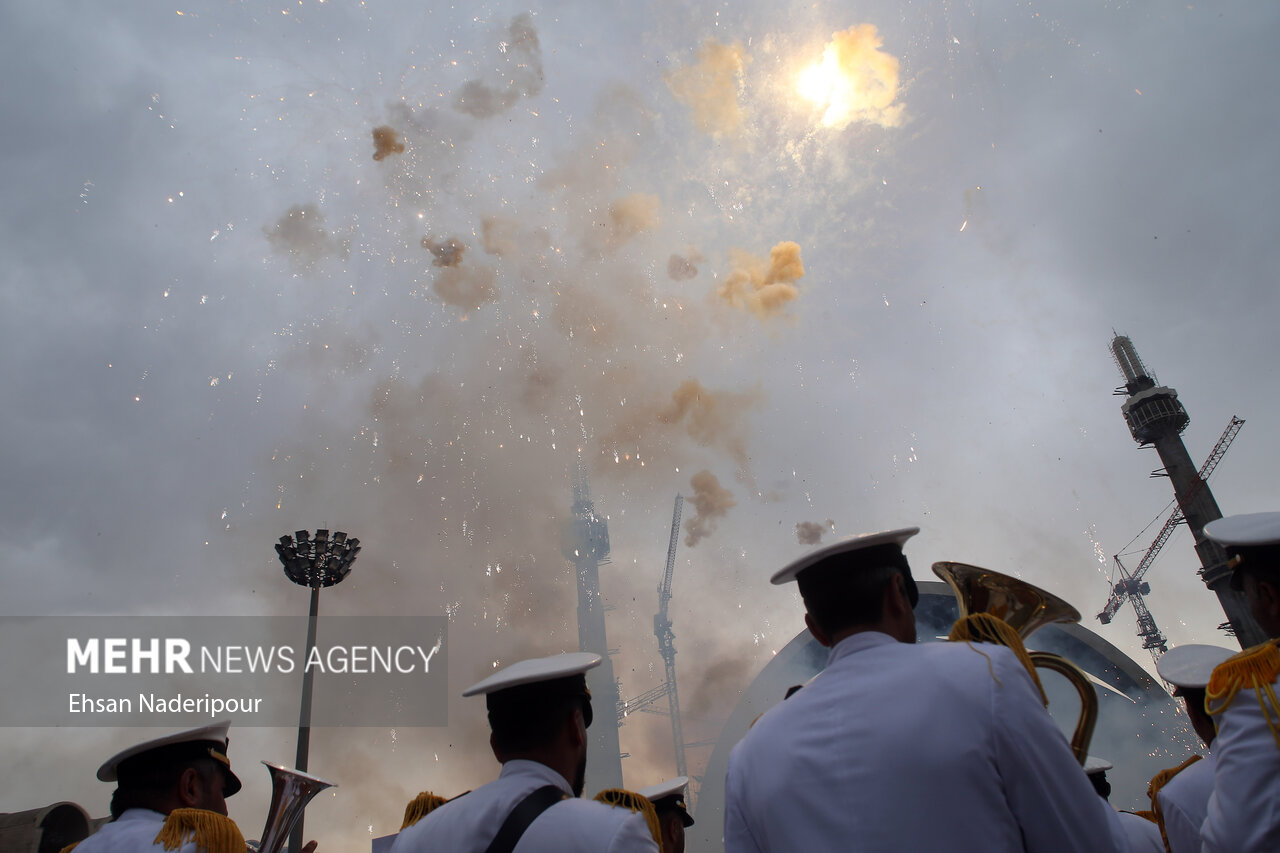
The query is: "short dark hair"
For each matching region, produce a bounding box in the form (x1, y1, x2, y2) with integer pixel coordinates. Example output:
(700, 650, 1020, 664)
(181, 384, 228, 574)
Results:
(488, 675, 592, 754)
(109, 756, 222, 819)
(798, 544, 915, 636)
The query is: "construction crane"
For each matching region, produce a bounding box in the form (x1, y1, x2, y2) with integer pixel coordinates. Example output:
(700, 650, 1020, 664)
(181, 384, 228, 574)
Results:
(654, 494, 687, 779)
(1097, 416, 1245, 663)
(616, 496, 688, 777)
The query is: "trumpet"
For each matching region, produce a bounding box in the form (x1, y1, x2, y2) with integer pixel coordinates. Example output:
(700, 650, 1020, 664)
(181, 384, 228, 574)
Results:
(246, 762, 336, 853)
(933, 561, 1099, 765)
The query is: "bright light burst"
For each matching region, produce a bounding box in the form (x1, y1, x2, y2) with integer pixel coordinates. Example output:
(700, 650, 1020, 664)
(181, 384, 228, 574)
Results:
(797, 54, 839, 110)
(795, 24, 904, 130)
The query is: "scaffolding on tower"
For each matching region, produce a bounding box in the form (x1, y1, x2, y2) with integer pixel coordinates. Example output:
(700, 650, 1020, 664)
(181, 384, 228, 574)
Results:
(1099, 331, 1260, 650)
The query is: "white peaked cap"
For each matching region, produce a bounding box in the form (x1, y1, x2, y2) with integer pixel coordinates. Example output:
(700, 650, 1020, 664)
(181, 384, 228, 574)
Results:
(771, 527, 920, 585)
(462, 652, 601, 697)
(1204, 512, 1280, 548)
(1156, 644, 1235, 689)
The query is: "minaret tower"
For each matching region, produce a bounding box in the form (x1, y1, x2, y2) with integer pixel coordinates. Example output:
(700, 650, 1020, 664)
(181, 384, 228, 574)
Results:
(562, 456, 625, 790)
(1110, 334, 1264, 647)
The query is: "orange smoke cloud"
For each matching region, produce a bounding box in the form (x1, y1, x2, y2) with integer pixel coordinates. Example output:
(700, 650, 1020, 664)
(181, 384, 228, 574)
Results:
(657, 378, 761, 461)
(684, 469, 736, 547)
(664, 40, 747, 135)
(798, 24, 903, 130)
(716, 241, 805, 320)
(608, 193, 661, 244)
(796, 519, 836, 545)
(372, 125, 405, 161)
(422, 236, 466, 268)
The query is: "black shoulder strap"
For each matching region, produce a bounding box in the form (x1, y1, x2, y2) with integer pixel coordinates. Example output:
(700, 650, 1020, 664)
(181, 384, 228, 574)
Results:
(483, 784, 568, 853)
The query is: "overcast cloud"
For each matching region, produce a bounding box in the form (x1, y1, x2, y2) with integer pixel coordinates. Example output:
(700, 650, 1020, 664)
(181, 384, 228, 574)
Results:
(2, 0, 1278, 847)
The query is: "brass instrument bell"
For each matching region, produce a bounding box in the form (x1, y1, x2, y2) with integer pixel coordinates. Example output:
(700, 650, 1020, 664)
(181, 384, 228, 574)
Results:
(933, 561, 1099, 765)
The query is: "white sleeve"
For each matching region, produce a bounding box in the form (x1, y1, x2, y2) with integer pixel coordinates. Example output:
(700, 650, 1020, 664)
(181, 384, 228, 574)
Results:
(606, 810, 661, 853)
(988, 648, 1126, 853)
(1157, 788, 1203, 853)
(723, 753, 765, 853)
(1201, 695, 1280, 853)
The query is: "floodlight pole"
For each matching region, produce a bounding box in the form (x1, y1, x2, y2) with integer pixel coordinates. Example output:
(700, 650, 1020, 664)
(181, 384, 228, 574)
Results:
(275, 529, 359, 853)
(295, 584, 320, 785)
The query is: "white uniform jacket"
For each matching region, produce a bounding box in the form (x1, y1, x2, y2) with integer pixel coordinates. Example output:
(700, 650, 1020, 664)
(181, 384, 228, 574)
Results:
(1154, 753, 1214, 853)
(389, 759, 659, 853)
(1116, 811, 1164, 852)
(1202, 673, 1280, 853)
(72, 809, 199, 853)
(723, 631, 1125, 853)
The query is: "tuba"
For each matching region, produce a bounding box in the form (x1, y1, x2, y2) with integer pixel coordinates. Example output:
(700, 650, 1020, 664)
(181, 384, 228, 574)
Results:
(246, 762, 336, 853)
(933, 561, 1099, 765)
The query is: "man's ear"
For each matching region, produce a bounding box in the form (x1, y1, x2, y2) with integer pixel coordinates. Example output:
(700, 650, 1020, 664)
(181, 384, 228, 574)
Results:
(176, 767, 202, 808)
(805, 612, 832, 648)
(1257, 577, 1280, 620)
(887, 573, 911, 616)
(567, 706, 587, 748)
(489, 731, 506, 763)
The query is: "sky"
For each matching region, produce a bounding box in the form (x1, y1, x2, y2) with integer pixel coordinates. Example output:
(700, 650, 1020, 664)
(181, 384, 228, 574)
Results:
(2, 0, 1279, 848)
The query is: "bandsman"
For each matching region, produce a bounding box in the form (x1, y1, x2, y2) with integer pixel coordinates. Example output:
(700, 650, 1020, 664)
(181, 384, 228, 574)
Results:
(723, 527, 1125, 852)
(1146, 643, 1232, 853)
(1084, 756, 1163, 852)
(71, 721, 255, 853)
(389, 652, 659, 853)
(637, 777, 693, 853)
(1200, 512, 1280, 853)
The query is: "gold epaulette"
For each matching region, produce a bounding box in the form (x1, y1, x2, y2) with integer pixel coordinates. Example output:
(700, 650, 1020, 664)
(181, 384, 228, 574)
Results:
(1148, 755, 1203, 853)
(58, 844, 79, 853)
(948, 613, 1048, 706)
(154, 808, 246, 853)
(1205, 639, 1280, 750)
(594, 788, 661, 850)
(401, 791, 447, 829)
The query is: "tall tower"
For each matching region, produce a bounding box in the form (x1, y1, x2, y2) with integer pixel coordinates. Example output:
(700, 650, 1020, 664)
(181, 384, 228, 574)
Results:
(1110, 335, 1264, 647)
(562, 457, 625, 791)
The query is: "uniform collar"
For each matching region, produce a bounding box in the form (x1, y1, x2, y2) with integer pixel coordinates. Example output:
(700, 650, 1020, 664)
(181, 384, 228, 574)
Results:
(115, 809, 167, 824)
(828, 630, 899, 665)
(498, 758, 574, 795)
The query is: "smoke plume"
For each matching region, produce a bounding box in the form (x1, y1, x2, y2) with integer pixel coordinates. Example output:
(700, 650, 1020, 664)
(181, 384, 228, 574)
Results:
(667, 249, 703, 281)
(422, 236, 467, 268)
(657, 379, 761, 475)
(453, 14, 544, 119)
(372, 125, 406, 161)
(716, 241, 805, 320)
(263, 204, 350, 269)
(429, 263, 498, 311)
(607, 193, 661, 247)
(795, 519, 836, 545)
(684, 469, 736, 547)
(664, 40, 748, 135)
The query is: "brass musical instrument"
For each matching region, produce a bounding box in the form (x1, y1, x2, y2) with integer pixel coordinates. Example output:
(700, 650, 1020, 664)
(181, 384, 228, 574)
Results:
(933, 561, 1099, 765)
(246, 761, 336, 853)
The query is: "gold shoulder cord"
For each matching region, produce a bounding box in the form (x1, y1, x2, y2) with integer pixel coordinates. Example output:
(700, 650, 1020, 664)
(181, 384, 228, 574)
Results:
(1205, 639, 1280, 750)
(594, 788, 662, 850)
(948, 613, 1048, 706)
(401, 791, 447, 829)
(1147, 754, 1204, 853)
(154, 808, 246, 853)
